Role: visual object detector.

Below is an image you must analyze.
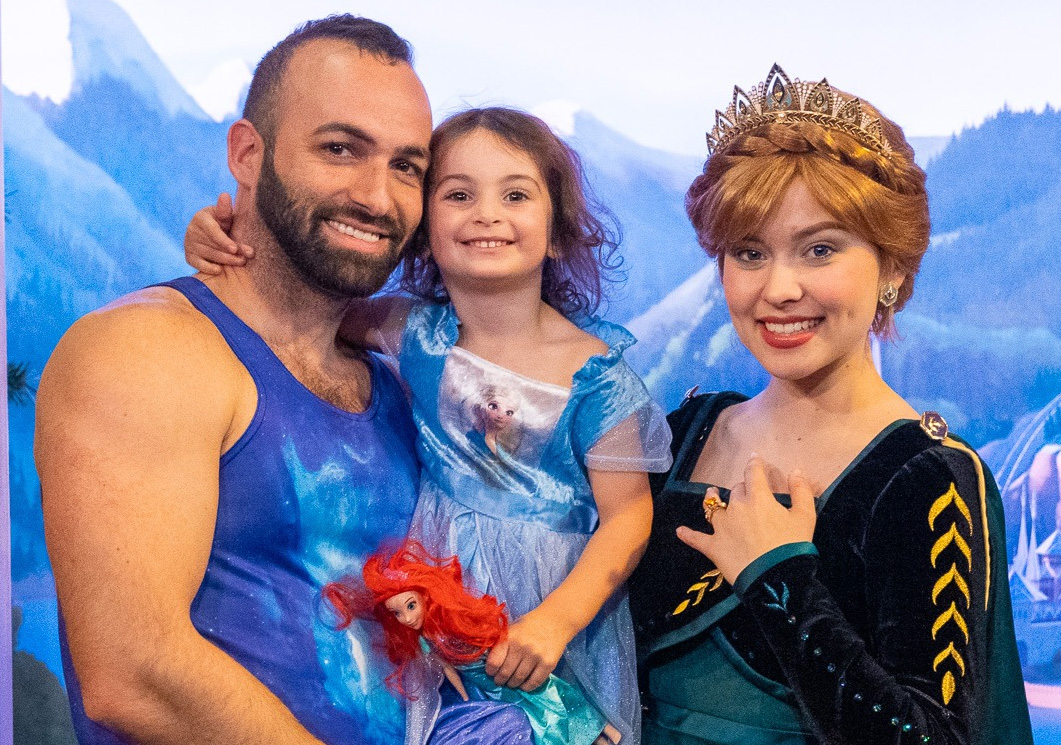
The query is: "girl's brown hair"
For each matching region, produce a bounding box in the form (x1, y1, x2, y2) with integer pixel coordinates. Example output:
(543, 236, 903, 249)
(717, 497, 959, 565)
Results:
(401, 107, 621, 318)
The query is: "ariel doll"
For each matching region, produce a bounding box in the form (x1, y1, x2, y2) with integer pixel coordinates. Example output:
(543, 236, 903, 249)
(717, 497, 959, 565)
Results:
(324, 541, 620, 745)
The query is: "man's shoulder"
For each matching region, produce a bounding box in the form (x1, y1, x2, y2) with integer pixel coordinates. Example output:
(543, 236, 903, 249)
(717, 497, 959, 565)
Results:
(69, 285, 226, 357)
(42, 284, 239, 398)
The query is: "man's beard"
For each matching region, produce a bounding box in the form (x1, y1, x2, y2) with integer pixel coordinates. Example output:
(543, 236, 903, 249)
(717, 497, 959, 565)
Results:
(255, 149, 408, 298)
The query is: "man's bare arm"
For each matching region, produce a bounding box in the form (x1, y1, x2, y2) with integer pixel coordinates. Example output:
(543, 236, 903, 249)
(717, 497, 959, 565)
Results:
(37, 292, 325, 745)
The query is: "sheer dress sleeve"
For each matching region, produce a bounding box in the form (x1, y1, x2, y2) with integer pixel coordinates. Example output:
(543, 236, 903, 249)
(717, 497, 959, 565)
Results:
(572, 356, 672, 474)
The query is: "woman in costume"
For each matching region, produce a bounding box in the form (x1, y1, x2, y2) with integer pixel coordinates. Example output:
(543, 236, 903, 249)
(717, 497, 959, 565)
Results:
(324, 540, 621, 745)
(629, 65, 1032, 745)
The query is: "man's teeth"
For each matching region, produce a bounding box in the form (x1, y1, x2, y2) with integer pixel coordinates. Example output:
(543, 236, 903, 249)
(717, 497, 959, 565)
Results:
(470, 240, 509, 248)
(765, 319, 820, 334)
(328, 220, 381, 242)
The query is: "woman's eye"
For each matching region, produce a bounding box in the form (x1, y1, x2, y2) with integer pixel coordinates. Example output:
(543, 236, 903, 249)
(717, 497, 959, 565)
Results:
(325, 143, 349, 156)
(809, 244, 834, 259)
(731, 247, 764, 263)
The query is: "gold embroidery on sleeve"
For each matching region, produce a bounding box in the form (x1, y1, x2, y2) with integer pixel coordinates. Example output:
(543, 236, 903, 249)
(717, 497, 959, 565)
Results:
(930, 524, 972, 570)
(941, 671, 957, 705)
(941, 437, 990, 610)
(931, 602, 970, 643)
(671, 569, 724, 616)
(929, 479, 974, 707)
(931, 563, 971, 607)
(928, 484, 972, 532)
(933, 642, 966, 676)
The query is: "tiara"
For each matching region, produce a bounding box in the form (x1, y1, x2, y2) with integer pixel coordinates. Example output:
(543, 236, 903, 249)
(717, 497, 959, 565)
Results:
(706, 64, 893, 158)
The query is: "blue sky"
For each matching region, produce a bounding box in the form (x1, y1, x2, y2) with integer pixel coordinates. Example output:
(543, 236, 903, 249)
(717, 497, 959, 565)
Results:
(3, 0, 1060, 154)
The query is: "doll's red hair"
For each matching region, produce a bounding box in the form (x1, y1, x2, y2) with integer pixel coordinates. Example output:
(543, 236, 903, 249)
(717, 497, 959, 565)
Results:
(323, 540, 508, 695)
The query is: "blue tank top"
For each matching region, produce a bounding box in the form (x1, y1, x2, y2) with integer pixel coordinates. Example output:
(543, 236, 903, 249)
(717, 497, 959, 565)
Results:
(61, 276, 420, 744)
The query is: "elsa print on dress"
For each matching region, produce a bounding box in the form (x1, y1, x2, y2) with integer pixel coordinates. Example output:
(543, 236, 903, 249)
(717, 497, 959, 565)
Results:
(470, 385, 522, 456)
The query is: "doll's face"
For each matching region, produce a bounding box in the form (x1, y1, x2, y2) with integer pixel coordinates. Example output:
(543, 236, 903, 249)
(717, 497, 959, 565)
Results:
(484, 392, 519, 432)
(385, 591, 425, 631)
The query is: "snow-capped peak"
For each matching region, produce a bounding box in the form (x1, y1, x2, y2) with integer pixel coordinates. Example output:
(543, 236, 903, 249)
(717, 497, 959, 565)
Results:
(67, 0, 209, 121)
(532, 100, 582, 137)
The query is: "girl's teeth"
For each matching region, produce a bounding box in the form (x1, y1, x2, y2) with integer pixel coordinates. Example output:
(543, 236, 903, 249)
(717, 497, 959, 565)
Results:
(328, 220, 381, 242)
(471, 240, 508, 248)
(765, 320, 819, 334)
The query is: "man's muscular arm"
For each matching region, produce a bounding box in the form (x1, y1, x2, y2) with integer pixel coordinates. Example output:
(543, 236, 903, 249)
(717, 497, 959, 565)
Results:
(36, 291, 325, 745)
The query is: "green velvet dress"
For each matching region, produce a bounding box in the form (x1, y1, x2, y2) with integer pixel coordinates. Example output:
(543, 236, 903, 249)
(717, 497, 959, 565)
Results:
(630, 392, 1032, 745)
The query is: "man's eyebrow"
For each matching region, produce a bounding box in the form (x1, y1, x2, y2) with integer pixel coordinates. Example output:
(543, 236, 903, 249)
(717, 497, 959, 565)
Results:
(311, 122, 428, 162)
(312, 122, 375, 142)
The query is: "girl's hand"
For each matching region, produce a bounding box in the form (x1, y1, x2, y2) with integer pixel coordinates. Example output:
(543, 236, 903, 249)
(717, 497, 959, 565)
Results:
(677, 455, 817, 584)
(184, 193, 254, 274)
(485, 607, 572, 691)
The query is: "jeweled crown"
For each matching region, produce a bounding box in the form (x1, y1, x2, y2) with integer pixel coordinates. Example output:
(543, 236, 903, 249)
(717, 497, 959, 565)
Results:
(706, 64, 893, 158)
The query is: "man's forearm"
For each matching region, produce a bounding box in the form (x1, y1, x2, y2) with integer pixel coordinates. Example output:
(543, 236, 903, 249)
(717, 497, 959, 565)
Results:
(79, 631, 326, 745)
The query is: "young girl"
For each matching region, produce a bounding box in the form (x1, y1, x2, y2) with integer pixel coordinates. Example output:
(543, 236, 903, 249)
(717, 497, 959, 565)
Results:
(323, 540, 622, 745)
(186, 107, 672, 743)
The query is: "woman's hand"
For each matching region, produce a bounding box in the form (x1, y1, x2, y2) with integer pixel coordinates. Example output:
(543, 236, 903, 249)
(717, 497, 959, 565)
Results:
(484, 607, 573, 692)
(184, 193, 254, 274)
(676, 455, 817, 584)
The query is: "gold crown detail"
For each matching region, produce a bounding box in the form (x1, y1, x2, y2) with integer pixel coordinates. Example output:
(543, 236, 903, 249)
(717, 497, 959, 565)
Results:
(706, 64, 893, 158)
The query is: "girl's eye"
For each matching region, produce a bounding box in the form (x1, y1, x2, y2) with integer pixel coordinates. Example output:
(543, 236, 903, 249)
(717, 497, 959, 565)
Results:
(443, 190, 471, 202)
(406, 601, 416, 611)
(504, 190, 530, 202)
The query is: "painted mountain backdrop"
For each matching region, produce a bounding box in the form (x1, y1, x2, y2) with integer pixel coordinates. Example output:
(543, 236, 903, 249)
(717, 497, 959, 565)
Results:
(4, 0, 1061, 742)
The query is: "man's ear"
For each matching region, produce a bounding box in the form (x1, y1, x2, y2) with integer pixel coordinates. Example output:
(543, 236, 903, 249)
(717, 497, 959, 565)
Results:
(228, 119, 265, 189)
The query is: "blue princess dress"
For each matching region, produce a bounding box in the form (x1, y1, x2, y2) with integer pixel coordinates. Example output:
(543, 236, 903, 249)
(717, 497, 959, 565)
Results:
(382, 302, 672, 744)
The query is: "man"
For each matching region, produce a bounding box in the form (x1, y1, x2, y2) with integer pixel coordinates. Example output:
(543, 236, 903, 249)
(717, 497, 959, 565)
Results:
(36, 16, 529, 745)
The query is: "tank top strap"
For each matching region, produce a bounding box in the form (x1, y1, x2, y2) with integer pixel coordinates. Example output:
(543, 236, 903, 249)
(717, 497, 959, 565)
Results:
(156, 277, 290, 383)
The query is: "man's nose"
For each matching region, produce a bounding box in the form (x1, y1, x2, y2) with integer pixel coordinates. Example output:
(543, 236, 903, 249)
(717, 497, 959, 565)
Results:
(345, 162, 393, 217)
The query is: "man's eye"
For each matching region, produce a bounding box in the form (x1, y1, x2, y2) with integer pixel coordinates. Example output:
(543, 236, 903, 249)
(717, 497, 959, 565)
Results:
(394, 160, 424, 179)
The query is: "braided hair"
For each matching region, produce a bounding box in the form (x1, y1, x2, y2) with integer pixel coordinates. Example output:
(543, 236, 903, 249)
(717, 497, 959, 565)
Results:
(686, 99, 929, 335)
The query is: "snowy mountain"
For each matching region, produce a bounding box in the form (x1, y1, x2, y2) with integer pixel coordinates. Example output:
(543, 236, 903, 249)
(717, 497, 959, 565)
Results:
(562, 109, 707, 322)
(5, 86, 188, 584)
(67, 0, 210, 121)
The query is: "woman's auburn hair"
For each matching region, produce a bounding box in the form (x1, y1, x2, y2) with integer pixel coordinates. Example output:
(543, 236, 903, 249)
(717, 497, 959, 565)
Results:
(685, 107, 930, 336)
(322, 540, 507, 696)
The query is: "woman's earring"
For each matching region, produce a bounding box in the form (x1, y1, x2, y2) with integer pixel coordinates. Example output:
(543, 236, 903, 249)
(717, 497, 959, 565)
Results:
(879, 283, 898, 308)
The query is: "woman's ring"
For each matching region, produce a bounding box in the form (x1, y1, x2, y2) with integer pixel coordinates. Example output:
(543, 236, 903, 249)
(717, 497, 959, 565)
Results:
(702, 493, 727, 524)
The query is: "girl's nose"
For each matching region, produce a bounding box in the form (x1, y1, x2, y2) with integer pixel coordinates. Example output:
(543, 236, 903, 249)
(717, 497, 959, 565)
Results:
(474, 200, 502, 225)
